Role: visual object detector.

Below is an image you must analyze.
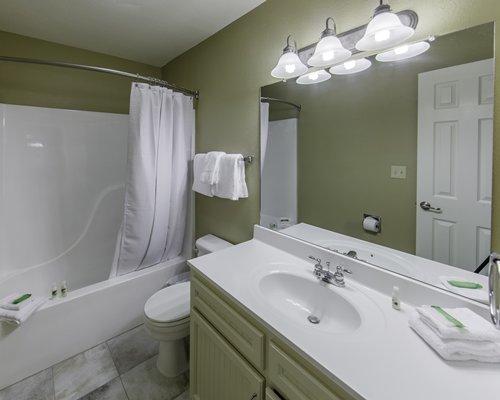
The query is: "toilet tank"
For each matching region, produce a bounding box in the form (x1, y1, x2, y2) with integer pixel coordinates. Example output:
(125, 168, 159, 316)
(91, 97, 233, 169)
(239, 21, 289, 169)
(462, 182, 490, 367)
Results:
(195, 234, 233, 256)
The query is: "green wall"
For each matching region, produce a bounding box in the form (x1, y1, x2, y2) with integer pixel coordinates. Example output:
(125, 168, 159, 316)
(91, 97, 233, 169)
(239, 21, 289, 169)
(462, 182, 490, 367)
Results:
(162, 0, 500, 249)
(0, 30, 160, 114)
(261, 24, 494, 254)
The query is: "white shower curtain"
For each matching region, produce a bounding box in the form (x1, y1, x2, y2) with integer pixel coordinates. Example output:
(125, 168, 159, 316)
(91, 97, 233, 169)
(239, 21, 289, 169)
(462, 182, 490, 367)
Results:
(111, 83, 194, 277)
(260, 102, 269, 174)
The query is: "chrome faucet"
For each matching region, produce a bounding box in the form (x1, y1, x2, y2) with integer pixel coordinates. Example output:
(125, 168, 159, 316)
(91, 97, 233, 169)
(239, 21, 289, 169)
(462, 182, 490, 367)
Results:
(308, 256, 352, 287)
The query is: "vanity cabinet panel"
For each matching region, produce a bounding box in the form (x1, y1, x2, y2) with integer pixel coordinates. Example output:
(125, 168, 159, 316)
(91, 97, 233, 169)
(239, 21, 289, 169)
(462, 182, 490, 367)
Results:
(268, 342, 344, 400)
(190, 309, 265, 400)
(192, 276, 265, 369)
(266, 387, 285, 400)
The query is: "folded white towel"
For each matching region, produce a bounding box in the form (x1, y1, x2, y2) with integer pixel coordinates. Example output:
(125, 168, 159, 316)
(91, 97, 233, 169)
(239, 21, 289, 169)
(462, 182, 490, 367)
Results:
(0, 297, 46, 325)
(409, 315, 500, 363)
(192, 154, 214, 197)
(416, 306, 500, 342)
(0, 293, 34, 311)
(200, 151, 225, 185)
(213, 154, 248, 200)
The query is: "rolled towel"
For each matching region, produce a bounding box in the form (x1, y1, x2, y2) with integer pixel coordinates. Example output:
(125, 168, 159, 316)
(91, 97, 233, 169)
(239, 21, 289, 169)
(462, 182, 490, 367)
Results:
(0, 293, 34, 311)
(200, 151, 225, 185)
(213, 154, 248, 200)
(416, 305, 500, 342)
(409, 315, 500, 363)
(192, 154, 214, 197)
(0, 297, 46, 326)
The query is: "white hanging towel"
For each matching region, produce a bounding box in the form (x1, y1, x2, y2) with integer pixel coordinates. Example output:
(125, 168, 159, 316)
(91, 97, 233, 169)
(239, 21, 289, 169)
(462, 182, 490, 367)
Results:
(214, 154, 248, 200)
(192, 154, 214, 197)
(200, 151, 225, 184)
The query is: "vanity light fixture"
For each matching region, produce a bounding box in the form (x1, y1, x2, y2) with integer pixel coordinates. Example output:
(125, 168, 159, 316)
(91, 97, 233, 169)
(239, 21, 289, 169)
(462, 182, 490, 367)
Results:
(296, 69, 331, 85)
(271, 35, 308, 79)
(375, 40, 431, 62)
(308, 17, 351, 67)
(329, 58, 372, 75)
(355, 0, 414, 51)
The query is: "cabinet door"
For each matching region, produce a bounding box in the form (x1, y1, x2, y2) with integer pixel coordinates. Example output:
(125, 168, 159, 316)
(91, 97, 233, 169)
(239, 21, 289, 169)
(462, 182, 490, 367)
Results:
(268, 342, 347, 400)
(191, 309, 264, 400)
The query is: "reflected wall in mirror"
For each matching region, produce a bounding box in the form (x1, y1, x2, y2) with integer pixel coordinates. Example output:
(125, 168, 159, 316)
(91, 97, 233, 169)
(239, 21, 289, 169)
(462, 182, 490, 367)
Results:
(260, 23, 495, 302)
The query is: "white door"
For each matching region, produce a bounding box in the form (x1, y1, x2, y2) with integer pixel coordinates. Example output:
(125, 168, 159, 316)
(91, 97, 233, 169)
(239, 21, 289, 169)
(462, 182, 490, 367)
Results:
(416, 59, 494, 271)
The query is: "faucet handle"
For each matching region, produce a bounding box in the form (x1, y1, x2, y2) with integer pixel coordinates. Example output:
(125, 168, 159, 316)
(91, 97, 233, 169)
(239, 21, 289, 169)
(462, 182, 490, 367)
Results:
(337, 266, 352, 274)
(308, 255, 321, 264)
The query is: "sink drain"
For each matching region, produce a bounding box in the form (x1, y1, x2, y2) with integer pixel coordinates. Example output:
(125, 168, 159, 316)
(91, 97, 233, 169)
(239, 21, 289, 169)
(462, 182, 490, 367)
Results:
(307, 315, 320, 324)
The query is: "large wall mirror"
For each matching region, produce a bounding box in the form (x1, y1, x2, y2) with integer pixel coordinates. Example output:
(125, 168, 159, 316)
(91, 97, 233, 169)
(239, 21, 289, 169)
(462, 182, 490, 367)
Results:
(260, 22, 495, 303)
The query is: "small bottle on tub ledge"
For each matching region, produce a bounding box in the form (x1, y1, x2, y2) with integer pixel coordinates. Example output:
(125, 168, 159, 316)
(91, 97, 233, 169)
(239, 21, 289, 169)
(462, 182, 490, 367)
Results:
(51, 283, 58, 300)
(61, 281, 68, 297)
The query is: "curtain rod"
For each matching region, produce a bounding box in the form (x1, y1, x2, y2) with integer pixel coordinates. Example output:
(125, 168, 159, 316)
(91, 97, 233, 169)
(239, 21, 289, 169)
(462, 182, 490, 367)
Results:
(261, 96, 301, 111)
(0, 55, 199, 99)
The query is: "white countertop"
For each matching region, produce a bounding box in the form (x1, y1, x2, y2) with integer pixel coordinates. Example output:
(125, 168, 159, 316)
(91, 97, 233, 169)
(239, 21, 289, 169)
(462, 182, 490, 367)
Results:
(188, 226, 500, 400)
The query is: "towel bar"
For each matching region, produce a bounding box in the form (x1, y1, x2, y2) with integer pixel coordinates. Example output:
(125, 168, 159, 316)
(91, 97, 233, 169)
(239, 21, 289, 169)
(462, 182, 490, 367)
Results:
(243, 155, 254, 164)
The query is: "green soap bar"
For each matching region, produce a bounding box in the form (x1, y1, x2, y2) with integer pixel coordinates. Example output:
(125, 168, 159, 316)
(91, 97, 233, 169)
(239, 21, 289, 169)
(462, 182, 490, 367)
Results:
(448, 280, 483, 289)
(12, 293, 32, 304)
(431, 305, 465, 329)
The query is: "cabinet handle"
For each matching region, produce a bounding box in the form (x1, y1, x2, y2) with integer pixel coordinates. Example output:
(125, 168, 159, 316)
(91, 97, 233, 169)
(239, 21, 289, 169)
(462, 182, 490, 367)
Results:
(249, 393, 257, 400)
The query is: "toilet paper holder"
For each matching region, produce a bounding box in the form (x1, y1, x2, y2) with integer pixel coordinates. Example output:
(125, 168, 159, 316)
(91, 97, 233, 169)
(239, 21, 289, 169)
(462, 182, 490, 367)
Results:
(363, 213, 381, 233)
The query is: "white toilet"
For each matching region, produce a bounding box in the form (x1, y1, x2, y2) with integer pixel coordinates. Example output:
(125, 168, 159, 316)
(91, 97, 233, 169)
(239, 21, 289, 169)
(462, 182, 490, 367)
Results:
(143, 234, 233, 377)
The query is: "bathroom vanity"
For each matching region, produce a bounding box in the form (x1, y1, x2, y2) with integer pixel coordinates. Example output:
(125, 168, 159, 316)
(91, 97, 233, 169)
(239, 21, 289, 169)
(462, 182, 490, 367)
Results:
(188, 226, 500, 400)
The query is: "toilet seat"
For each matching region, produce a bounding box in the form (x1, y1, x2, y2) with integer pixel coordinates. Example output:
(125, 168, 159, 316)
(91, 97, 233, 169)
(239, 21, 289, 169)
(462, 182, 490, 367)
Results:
(144, 282, 190, 324)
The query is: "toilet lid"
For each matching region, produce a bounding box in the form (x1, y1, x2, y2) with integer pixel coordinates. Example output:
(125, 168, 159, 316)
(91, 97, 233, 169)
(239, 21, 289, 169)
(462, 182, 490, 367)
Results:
(144, 282, 190, 323)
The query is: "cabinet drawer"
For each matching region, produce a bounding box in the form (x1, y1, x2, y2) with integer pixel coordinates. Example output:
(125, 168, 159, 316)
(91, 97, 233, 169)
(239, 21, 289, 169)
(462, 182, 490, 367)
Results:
(192, 276, 265, 369)
(268, 342, 345, 400)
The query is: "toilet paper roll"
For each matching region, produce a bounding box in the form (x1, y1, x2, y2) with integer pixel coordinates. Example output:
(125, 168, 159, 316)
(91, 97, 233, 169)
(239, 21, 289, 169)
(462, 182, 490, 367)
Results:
(363, 216, 380, 233)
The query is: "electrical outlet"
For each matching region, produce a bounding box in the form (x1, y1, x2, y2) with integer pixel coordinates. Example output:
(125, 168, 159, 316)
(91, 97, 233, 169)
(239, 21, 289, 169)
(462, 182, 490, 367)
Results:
(391, 165, 407, 179)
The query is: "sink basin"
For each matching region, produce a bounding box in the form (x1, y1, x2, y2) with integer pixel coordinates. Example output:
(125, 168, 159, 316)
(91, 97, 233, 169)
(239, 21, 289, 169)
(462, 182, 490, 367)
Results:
(258, 271, 362, 334)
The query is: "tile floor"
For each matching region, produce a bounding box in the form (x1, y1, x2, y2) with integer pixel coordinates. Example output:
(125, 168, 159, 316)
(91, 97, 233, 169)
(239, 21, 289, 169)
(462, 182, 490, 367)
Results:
(0, 325, 189, 400)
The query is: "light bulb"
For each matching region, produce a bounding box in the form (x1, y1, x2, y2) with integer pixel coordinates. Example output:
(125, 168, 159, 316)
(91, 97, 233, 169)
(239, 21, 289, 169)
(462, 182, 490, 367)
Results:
(394, 45, 409, 55)
(309, 72, 319, 80)
(322, 51, 335, 62)
(375, 29, 390, 42)
(285, 64, 296, 74)
(344, 60, 356, 70)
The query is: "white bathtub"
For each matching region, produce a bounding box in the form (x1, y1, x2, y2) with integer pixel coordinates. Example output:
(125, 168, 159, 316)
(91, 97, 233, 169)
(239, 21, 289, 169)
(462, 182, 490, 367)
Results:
(0, 256, 187, 390)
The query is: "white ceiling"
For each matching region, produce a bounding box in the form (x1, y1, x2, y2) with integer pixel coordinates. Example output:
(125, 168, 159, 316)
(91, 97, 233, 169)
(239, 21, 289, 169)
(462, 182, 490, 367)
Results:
(0, 0, 265, 67)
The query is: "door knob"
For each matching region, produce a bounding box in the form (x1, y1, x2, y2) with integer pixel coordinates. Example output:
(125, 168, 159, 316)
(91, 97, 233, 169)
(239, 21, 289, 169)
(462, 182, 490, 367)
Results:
(419, 201, 442, 213)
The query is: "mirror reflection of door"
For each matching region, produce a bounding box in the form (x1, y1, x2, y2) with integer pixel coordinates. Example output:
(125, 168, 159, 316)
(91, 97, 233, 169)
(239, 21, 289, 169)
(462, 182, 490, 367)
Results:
(416, 59, 494, 272)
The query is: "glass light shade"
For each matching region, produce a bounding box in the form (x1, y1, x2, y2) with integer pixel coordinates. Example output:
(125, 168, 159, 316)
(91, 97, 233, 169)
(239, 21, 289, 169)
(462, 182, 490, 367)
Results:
(355, 12, 414, 51)
(271, 51, 308, 79)
(375, 41, 430, 62)
(308, 36, 352, 67)
(296, 69, 331, 85)
(329, 58, 372, 75)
